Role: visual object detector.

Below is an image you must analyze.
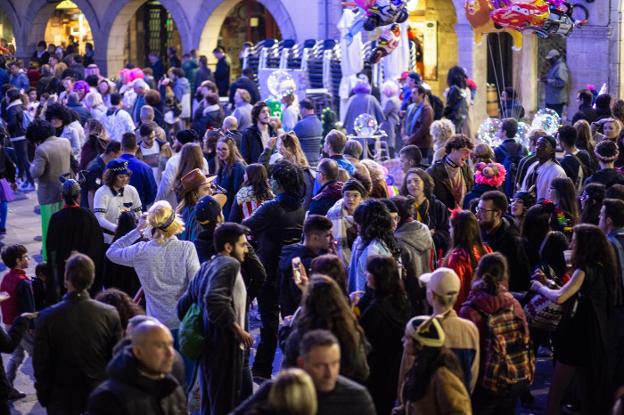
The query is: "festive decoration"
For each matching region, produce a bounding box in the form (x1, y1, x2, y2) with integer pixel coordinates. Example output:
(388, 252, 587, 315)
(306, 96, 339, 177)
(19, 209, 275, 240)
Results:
(353, 113, 379, 137)
(531, 108, 561, 135)
(464, 0, 524, 49)
(368, 24, 401, 64)
(265, 98, 283, 118)
(477, 117, 503, 147)
(475, 162, 507, 188)
(490, 0, 550, 31)
(344, 0, 409, 44)
(267, 70, 296, 99)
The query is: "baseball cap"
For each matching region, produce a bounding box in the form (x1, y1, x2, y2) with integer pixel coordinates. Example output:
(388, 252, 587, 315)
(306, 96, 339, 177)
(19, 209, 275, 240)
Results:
(195, 195, 227, 225)
(419, 267, 460, 297)
(405, 316, 446, 348)
(545, 49, 560, 59)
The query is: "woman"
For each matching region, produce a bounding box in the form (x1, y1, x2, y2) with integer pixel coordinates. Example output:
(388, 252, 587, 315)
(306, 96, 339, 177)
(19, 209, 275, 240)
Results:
(348, 199, 400, 293)
(264, 369, 317, 415)
(522, 203, 554, 272)
(84, 91, 107, 121)
(400, 168, 450, 256)
(359, 255, 413, 415)
(45, 102, 83, 158)
(531, 224, 616, 415)
(106, 200, 200, 333)
(460, 252, 533, 414)
(216, 136, 246, 216)
(281, 93, 299, 132)
(360, 159, 389, 198)
(394, 316, 471, 415)
(93, 159, 143, 244)
(95, 288, 144, 334)
(574, 119, 598, 171)
(471, 143, 494, 165)
(102, 211, 143, 298)
(229, 163, 273, 222)
(173, 143, 206, 203)
(176, 168, 222, 242)
(443, 66, 470, 136)
(547, 177, 579, 237)
(380, 80, 401, 156)
(284, 274, 370, 383)
(580, 182, 605, 224)
(310, 254, 349, 298)
(510, 191, 535, 230)
(98, 78, 115, 108)
(203, 129, 221, 175)
(443, 210, 492, 310)
(79, 118, 109, 170)
(595, 117, 621, 143)
(342, 78, 385, 136)
(431, 119, 455, 163)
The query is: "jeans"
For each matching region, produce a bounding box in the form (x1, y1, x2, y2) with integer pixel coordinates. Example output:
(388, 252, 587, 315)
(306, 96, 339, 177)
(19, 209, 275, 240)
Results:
(11, 139, 33, 185)
(252, 281, 280, 378)
(0, 201, 7, 230)
(6, 328, 33, 385)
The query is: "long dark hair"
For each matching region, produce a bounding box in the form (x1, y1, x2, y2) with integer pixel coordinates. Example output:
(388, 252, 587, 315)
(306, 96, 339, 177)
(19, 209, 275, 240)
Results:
(571, 224, 617, 297)
(403, 346, 464, 401)
(446, 210, 487, 270)
(447, 66, 467, 89)
(475, 252, 508, 295)
(539, 231, 569, 278)
(550, 177, 580, 225)
(95, 288, 144, 331)
(580, 183, 605, 225)
(522, 203, 553, 247)
(353, 199, 399, 256)
(244, 163, 273, 202)
(366, 255, 407, 301)
(114, 212, 138, 241)
(310, 254, 348, 297)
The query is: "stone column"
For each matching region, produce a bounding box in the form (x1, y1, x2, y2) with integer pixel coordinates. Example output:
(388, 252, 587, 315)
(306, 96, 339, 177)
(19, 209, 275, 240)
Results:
(456, 23, 488, 135)
(514, 33, 538, 116)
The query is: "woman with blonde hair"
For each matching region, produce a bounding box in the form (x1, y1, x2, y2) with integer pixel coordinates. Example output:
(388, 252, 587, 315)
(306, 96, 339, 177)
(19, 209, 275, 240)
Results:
(84, 91, 107, 121)
(573, 119, 597, 170)
(266, 368, 317, 415)
(430, 119, 455, 163)
(216, 135, 247, 216)
(106, 199, 200, 333)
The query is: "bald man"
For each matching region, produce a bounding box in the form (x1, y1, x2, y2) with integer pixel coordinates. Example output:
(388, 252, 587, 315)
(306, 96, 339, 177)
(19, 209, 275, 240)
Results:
(86, 321, 187, 414)
(223, 115, 242, 147)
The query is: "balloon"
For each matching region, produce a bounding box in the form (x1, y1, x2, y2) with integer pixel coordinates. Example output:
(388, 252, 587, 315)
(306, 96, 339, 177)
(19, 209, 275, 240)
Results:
(368, 24, 401, 64)
(349, 0, 409, 33)
(353, 114, 378, 137)
(531, 108, 560, 135)
(477, 117, 502, 147)
(490, 0, 550, 31)
(267, 70, 295, 99)
(515, 121, 531, 148)
(265, 98, 282, 118)
(464, 0, 524, 49)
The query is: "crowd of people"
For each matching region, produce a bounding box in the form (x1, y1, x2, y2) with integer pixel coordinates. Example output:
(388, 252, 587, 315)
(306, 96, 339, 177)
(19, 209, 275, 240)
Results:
(0, 38, 621, 415)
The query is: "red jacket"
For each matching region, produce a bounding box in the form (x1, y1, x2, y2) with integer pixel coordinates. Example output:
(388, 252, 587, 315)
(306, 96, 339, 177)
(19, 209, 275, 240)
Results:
(0, 269, 34, 325)
(444, 244, 492, 312)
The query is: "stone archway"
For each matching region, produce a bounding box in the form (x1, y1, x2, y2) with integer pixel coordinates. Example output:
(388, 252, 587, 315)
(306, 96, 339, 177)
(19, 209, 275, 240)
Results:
(101, 0, 192, 77)
(194, 0, 297, 59)
(0, 1, 21, 53)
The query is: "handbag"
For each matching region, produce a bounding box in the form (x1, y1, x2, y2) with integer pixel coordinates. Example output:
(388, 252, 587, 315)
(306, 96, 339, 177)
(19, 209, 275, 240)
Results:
(178, 302, 205, 360)
(523, 292, 563, 330)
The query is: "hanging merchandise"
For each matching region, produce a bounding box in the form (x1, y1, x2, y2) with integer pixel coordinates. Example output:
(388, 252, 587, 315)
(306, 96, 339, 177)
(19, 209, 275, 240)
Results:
(343, 0, 409, 42)
(464, 0, 524, 49)
(368, 24, 402, 64)
(477, 117, 503, 147)
(531, 108, 561, 135)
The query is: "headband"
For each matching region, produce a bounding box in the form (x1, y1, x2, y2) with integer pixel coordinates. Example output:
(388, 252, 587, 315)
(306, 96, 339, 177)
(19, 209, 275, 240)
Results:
(157, 211, 176, 231)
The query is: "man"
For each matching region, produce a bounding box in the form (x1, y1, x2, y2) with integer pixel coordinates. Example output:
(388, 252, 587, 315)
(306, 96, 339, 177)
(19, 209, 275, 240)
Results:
(67, 92, 91, 124)
(541, 49, 569, 116)
(403, 84, 433, 162)
(182, 53, 199, 93)
(7, 61, 29, 91)
(396, 268, 479, 396)
(243, 160, 306, 380)
(400, 72, 421, 111)
(3, 88, 34, 191)
(278, 215, 333, 316)
(119, 132, 157, 209)
(222, 116, 242, 146)
(34, 253, 122, 414)
(232, 88, 253, 131)
(86, 321, 186, 415)
(557, 125, 591, 191)
(135, 104, 166, 143)
(148, 52, 165, 82)
(81, 141, 122, 209)
(27, 119, 72, 261)
(102, 92, 135, 142)
(399, 145, 423, 173)
(477, 190, 531, 291)
(571, 88, 597, 125)
(240, 101, 275, 165)
(494, 118, 528, 197)
(228, 67, 260, 106)
(233, 330, 376, 415)
(427, 134, 474, 209)
(213, 46, 231, 97)
(131, 78, 149, 124)
(31, 41, 50, 66)
(308, 158, 342, 216)
(137, 123, 170, 181)
(47, 178, 104, 301)
(326, 178, 368, 268)
(585, 140, 624, 188)
(194, 55, 213, 89)
(293, 98, 323, 166)
(323, 129, 355, 175)
(177, 223, 253, 415)
(520, 135, 567, 201)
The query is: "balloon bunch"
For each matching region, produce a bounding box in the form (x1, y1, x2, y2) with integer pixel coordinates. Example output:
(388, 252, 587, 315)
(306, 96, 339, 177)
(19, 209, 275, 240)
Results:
(368, 24, 401, 64)
(344, 0, 408, 47)
(477, 118, 503, 147)
(531, 108, 561, 136)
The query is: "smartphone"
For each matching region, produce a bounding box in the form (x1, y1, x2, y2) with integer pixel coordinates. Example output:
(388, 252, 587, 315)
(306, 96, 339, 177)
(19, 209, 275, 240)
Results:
(292, 257, 302, 285)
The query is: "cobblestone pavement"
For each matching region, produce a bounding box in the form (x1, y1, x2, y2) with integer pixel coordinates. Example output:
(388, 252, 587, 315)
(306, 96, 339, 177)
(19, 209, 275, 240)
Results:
(0, 192, 552, 414)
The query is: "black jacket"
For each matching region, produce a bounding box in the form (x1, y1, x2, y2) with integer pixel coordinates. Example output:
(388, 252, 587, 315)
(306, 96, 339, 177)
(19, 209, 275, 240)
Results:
(214, 57, 230, 97)
(240, 124, 276, 165)
(483, 218, 531, 292)
(463, 183, 497, 210)
(243, 193, 305, 281)
(571, 104, 597, 125)
(228, 76, 261, 106)
(415, 196, 450, 256)
(585, 168, 624, 188)
(278, 243, 323, 316)
(426, 158, 474, 209)
(33, 291, 122, 412)
(85, 345, 186, 415)
(3, 101, 25, 139)
(308, 180, 343, 216)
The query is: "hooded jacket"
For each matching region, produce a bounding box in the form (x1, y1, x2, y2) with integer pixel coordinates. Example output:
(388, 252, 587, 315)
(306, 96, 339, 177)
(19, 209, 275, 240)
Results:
(308, 180, 343, 216)
(85, 345, 187, 415)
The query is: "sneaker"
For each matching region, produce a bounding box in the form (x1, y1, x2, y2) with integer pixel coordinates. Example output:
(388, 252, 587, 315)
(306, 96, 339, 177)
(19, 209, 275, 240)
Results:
(23, 183, 35, 192)
(0, 228, 6, 235)
(7, 388, 25, 400)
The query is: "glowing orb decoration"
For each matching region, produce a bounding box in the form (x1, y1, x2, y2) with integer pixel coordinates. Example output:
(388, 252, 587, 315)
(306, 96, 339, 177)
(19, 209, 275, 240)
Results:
(353, 114, 378, 137)
(515, 121, 530, 148)
(267, 70, 296, 98)
(531, 108, 560, 136)
(477, 117, 502, 147)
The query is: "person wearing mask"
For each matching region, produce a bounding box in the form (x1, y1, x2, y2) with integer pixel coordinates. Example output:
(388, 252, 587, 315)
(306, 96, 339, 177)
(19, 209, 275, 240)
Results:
(243, 160, 306, 381)
(427, 134, 474, 209)
(477, 190, 531, 292)
(176, 223, 254, 415)
(234, 330, 375, 415)
(232, 89, 254, 132)
(585, 140, 624, 188)
(27, 119, 72, 261)
(520, 135, 567, 202)
(293, 99, 323, 166)
(571, 89, 597, 125)
(278, 215, 334, 317)
(119, 133, 157, 209)
(403, 84, 434, 162)
(228, 67, 260, 106)
(213, 47, 231, 97)
(240, 101, 275, 165)
(308, 158, 342, 216)
(541, 49, 569, 116)
(47, 178, 104, 301)
(33, 253, 122, 415)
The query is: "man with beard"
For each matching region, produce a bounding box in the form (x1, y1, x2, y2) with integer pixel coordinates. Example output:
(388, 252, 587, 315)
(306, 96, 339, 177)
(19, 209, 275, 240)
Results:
(520, 135, 567, 201)
(476, 190, 530, 292)
(240, 102, 275, 165)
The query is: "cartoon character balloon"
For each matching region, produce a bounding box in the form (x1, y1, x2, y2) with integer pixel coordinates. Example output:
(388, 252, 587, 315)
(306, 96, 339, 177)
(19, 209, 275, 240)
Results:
(345, 0, 409, 44)
(368, 24, 401, 64)
(464, 0, 524, 49)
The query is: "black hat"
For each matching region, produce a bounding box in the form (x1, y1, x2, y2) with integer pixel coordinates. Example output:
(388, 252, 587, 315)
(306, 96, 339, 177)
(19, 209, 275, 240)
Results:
(512, 191, 535, 207)
(176, 129, 199, 145)
(342, 178, 368, 198)
(195, 195, 224, 225)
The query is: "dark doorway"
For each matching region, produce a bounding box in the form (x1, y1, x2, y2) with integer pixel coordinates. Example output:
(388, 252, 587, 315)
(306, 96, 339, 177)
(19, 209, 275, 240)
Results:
(487, 32, 513, 93)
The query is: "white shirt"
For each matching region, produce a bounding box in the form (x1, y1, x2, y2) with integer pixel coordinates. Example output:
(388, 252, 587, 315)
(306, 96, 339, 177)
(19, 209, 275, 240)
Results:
(93, 184, 143, 243)
(521, 159, 567, 202)
(102, 108, 136, 142)
(140, 140, 160, 180)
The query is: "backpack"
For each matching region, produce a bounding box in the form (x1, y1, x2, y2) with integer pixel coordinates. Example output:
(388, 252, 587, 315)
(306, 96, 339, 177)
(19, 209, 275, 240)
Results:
(473, 304, 534, 393)
(428, 93, 444, 121)
(178, 302, 205, 360)
(498, 142, 524, 197)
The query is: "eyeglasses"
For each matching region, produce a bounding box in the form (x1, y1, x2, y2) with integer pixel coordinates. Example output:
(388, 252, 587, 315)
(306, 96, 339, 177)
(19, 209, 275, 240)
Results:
(475, 206, 497, 214)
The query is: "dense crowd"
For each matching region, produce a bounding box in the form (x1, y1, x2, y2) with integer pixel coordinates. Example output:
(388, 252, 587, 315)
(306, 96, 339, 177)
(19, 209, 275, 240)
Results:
(0, 39, 621, 415)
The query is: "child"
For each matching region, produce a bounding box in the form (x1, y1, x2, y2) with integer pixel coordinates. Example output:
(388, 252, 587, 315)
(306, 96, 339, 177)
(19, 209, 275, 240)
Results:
(0, 244, 36, 397)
